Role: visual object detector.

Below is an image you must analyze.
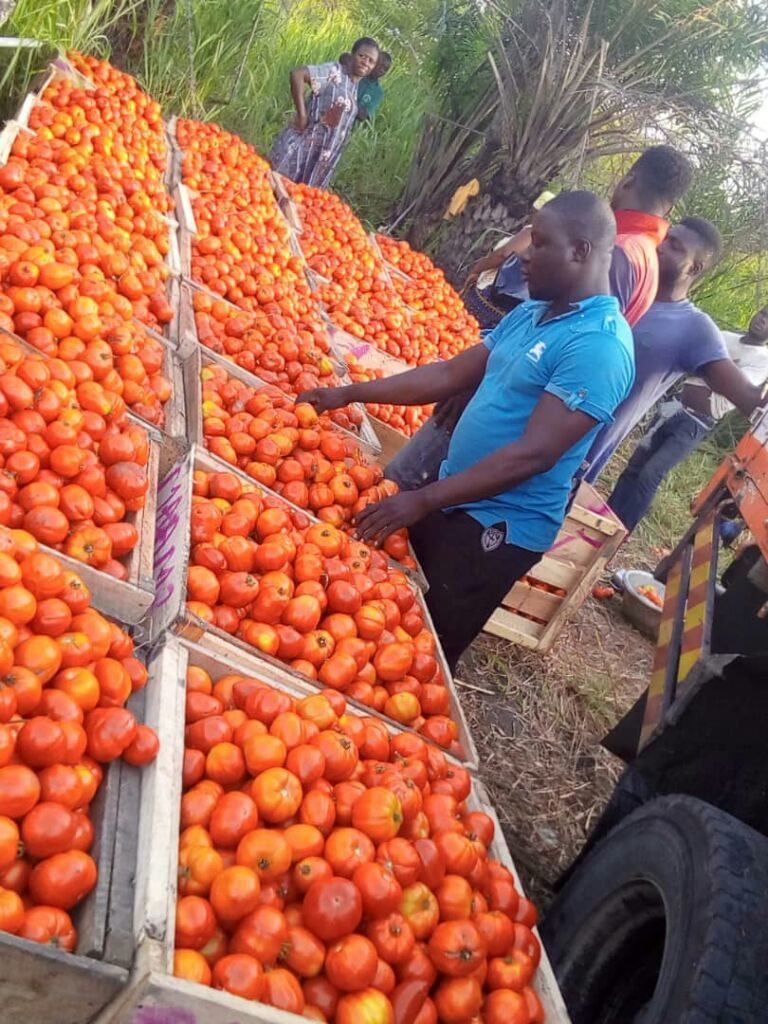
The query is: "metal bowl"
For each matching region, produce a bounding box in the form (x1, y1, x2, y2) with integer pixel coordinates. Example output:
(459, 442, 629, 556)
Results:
(621, 570, 665, 638)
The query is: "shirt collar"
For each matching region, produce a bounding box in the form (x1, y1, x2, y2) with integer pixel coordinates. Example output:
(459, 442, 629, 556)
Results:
(528, 294, 619, 325)
(614, 209, 669, 245)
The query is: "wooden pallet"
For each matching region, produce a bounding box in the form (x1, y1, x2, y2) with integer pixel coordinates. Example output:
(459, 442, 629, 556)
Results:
(484, 482, 626, 652)
(95, 636, 569, 1024)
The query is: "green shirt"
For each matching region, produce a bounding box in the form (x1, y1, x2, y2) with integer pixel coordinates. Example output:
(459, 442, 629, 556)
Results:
(357, 78, 384, 118)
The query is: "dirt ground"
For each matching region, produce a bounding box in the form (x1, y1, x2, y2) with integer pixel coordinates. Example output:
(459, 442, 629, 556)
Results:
(458, 532, 657, 908)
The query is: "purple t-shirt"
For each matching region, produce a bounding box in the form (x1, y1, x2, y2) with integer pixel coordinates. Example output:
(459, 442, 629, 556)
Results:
(582, 299, 728, 482)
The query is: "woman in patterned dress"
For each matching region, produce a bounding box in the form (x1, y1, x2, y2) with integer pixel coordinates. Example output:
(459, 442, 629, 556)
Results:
(269, 38, 379, 189)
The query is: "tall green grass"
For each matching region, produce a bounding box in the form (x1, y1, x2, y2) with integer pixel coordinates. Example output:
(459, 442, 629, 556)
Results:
(1, 0, 429, 223)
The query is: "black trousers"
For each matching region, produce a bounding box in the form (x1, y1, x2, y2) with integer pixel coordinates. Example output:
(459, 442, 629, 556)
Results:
(409, 510, 541, 671)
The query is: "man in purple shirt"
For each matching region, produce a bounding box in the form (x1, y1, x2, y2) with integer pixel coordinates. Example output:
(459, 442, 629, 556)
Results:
(581, 217, 765, 531)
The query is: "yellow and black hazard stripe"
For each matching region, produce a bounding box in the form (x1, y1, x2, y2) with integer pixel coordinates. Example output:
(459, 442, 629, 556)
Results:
(677, 517, 716, 684)
(640, 558, 684, 750)
(638, 514, 718, 751)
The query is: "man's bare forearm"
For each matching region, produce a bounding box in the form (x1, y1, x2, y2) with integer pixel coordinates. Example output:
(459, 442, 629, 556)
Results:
(416, 442, 551, 514)
(332, 345, 489, 408)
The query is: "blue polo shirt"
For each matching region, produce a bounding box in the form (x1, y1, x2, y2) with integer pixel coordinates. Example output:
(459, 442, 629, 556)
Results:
(439, 296, 635, 551)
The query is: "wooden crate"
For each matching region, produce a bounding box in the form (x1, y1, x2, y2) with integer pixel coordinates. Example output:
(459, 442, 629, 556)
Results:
(150, 447, 474, 764)
(371, 415, 410, 465)
(484, 482, 627, 653)
(0, 623, 159, 1024)
(35, 437, 162, 629)
(176, 281, 383, 456)
(0, 761, 129, 1024)
(187, 342, 382, 461)
(96, 636, 569, 1024)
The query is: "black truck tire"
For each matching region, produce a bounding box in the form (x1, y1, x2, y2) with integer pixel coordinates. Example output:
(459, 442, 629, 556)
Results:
(540, 795, 768, 1024)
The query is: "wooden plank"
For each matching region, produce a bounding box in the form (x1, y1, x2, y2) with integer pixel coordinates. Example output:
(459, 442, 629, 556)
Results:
(501, 579, 564, 621)
(525, 556, 583, 592)
(547, 530, 605, 570)
(150, 448, 195, 643)
(371, 416, 409, 466)
(484, 607, 545, 647)
(0, 935, 127, 1024)
(73, 758, 121, 959)
(568, 502, 621, 537)
(131, 642, 186, 953)
(534, 520, 627, 654)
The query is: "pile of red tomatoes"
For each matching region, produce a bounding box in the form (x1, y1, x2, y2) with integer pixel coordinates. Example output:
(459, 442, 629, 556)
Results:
(199, 362, 413, 564)
(173, 665, 544, 1024)
(0, 337, 150, 579)
(0, 528, 157, 951)
(0, 55, 174, 427)
(375, 236, 481, 362)
(186, 470, 458, 750)
(178, 120, 363, 432)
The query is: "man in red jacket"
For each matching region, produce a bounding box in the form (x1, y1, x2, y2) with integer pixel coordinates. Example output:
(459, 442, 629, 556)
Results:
(385, 145, 694, 492)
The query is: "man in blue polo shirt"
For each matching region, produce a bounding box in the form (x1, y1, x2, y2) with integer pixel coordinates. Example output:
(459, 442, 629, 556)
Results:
(299, 192, 634, 667)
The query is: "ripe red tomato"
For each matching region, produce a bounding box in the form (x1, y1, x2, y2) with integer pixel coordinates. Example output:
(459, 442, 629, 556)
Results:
(474, 909, 515, 957)
(301, 876, 362, 941)
(17, 905, 77, 951)
(427, 919, 486, 977)
(262, 966, 305, 1013)
(0, 764, 40, 818)
(325, 933, 378, 991)
(209, 865, 261, 928)
(484, 987, 529, 1024)
(280, 924, 325, 979)
(250, 767, 302, 823)
(230, 905, 289, 964)
(335, 988, 394, 1024)
(29, 849, 97, 909)
(487, 949, 535, 992)
(366, 912, 416, 966)
(433, 976, 482, 1024)
(212, 953, 264, 1000)
(20, 801, 77, 859)
(351, 786, 404, 842)
(352, 861, 403, 918)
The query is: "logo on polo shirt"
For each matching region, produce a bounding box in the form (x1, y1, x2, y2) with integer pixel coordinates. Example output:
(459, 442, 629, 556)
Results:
(527, 341, 546, 363)
(481, 526, 505, 552)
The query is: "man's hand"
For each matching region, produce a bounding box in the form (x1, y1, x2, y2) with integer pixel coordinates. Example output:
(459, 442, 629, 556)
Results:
(354, 491, 429, 545)
(463, 260, 486, 290)
(293, 111, 309, 132)
(297, 386, 347, 413)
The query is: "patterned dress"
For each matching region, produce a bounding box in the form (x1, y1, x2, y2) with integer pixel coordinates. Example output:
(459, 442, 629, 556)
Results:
(269, 62, 358, 188)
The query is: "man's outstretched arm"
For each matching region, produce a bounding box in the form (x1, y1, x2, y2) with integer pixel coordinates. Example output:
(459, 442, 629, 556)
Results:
(298, 343, 490, 414)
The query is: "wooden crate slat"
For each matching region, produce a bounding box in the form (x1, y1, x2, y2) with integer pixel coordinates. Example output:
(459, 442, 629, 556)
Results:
(0, 936, 127, 1024)
(525, 556, 583, 591)
(502, 579, 564, 620)
(483, 607, 545, 646)
(486, 480, 627, 651)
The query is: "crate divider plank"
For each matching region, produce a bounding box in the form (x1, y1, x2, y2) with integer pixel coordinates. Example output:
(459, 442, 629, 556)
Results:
(98, 634, 567, 1024)
(484, 482, 627, 652)
(370, 415, 410, 464)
